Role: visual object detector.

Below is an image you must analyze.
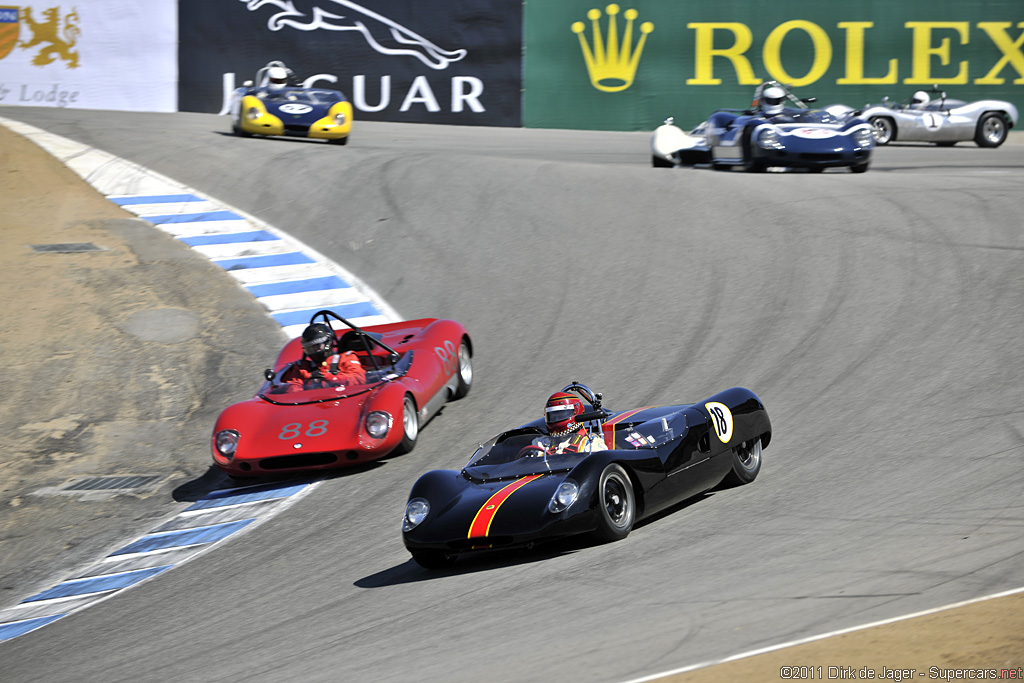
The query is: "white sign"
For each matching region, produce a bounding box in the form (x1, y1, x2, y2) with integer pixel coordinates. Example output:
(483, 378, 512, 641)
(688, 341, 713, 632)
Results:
(0, 1, 177, 112)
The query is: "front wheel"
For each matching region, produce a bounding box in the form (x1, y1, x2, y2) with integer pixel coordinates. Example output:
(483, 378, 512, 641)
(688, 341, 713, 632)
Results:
(652, 154, 674, 168)
(592, 464, 636, 542)
(850, 162, 870, 174)
(720, 438, 762, 487)
(451, 339, 473, 400)
(392, 395, 419, 455)
(328, 135, 350, 146)
(869, 116, 895, 145)
(975, 112, 1008, 148)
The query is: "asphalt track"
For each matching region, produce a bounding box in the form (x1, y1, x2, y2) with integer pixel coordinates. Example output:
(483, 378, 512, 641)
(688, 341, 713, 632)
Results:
(1, 107, 1023, 682)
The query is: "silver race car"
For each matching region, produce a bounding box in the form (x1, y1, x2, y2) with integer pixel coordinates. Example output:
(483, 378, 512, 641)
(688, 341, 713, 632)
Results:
(833, 87, 1018, 148)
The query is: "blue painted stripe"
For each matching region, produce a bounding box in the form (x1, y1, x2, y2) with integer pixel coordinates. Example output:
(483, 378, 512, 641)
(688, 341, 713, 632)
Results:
(245, 276, 352, 298)
(110, 194, 203, 205)
(0, 615, 66, 641)
(145, 210, 243, 224)
(185, 483, 311, 511)
(216, 252, 317, 270)
(110, 520, 255, 556)
(22, 566, 173, 602)
(272, 302, 380, 326)
(180, 231, 281, 246)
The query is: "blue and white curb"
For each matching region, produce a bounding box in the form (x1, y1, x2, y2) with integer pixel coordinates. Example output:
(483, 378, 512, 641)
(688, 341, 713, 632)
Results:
(0, 116, 401, 339)
(0, 480, 317, 642)
(0, 116, 402, 642)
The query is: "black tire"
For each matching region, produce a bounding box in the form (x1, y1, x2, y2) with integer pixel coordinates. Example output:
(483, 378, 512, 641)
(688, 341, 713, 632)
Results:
(231, 122, 252, 138)
(592, 464, 636, 542)
(869, 116, 895, 145)
(741, 126, 767, 173)
(721, 438, 762, 487)
(392, 394, 419, 455)
(329, 135, 350, 146)
(974, 112, 1008, 148)
(935, 141, 957, 147)
(652, 154, 674, 168)
(850, 162, 870, 174)
(451, 338, 473, 400)
(411, 549, 456, 569)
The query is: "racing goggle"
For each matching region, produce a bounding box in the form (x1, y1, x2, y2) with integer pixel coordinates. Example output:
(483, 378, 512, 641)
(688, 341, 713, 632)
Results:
(764, 96, 784, 106)
(545, 406, 576, 424)
(302, 339, 331, 356)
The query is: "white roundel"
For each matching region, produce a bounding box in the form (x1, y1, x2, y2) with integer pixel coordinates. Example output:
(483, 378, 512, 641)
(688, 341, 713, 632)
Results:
(279, 103, 313, 115)
(793, 127, 837, 139)
(923, 113, 943, 129)
(705, 402, 734, 444)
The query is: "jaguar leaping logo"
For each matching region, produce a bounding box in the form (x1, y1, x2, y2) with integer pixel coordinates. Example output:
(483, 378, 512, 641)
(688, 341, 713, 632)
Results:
(239, 0, 467, 70)
(19, 6, 80, 68)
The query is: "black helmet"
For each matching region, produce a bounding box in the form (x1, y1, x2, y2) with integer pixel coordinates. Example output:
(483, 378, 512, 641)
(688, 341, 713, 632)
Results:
(301, 323, 335, 363)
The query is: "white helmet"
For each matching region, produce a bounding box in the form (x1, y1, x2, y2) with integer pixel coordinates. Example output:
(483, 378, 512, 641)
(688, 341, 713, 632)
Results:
(761, 86, 786, 115)
(910, 91, 929, 108)
(265, 66, 288, 90)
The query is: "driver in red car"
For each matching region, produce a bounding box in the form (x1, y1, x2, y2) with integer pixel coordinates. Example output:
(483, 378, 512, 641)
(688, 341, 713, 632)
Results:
(534, 391, 607, 454)
(281, 323, 365, 392)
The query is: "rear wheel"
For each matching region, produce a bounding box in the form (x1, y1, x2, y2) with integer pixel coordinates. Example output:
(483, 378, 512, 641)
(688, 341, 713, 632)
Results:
(869, 116, 895, 145)
(720, 438, 762, 487)
(393, 395, 419, 455)
(452, 339, 473, 400)
(592, 464, 636, 542)
(974, 112, 1008, 148)
(411, 549, 456, 569)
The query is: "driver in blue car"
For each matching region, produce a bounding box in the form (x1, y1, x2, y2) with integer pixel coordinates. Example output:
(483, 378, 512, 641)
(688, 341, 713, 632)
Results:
(281, 323, 365, 392)
(757, 84, 791, 119)
(532, 391, 607, 454)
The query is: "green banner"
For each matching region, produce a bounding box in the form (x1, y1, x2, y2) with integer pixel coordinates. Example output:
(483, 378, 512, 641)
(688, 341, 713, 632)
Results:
(523, 0, 1024, 130)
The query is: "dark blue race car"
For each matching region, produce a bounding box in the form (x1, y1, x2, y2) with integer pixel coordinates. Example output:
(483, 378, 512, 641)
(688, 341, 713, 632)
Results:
(228, 61, 353, 145)
(652, 81, 874, 173)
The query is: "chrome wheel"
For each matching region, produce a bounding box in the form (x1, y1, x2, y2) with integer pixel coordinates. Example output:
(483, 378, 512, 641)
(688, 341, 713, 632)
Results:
(452, 339, 473, 399)
(393, 395, 419, 455)
(870, 117, 894, 145)
(403, 395, 418, 443)
(975, 113, 1007, 148)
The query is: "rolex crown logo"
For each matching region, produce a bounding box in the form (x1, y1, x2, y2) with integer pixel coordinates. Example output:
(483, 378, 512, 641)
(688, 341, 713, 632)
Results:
(572, 4, 653, 93)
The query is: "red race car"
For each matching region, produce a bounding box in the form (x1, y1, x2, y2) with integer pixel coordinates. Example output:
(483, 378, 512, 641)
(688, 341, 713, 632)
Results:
(212, 310, 472, 478)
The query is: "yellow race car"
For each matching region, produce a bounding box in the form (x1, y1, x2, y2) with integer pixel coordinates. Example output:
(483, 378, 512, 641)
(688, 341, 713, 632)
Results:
(229, 62, 352, 145)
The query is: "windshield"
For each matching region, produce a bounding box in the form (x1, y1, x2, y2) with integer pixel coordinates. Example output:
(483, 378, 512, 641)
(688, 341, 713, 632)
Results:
(260, 351, 411, 405)
(259, 89, 342, 105)
(463, 428, 599, 481)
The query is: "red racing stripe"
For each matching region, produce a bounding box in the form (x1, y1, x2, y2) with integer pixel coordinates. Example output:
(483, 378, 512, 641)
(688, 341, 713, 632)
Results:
(467, 474, 545, 539)
(604, 407, 655, 449)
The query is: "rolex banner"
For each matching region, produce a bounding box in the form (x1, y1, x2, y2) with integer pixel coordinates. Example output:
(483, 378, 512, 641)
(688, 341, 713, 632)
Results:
(0, 1, 177, 111)
(524, 0, 1024, 131)
(178, 0, 522, 127)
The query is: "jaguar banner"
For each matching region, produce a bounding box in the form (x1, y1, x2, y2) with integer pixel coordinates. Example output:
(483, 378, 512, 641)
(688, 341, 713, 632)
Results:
(178, 0, 522, 127)
(524, 0, 1024, 130)
(0, 1, 177, 111)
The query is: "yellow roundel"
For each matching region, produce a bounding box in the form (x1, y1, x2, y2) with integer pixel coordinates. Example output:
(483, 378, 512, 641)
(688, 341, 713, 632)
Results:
(705, 402, 734, 444)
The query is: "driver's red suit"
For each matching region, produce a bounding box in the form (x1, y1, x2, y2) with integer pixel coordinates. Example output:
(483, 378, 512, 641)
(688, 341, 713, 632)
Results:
(281, 351, 365, 393)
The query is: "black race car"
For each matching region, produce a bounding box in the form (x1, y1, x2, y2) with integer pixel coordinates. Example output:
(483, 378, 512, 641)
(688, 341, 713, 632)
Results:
(401, 382, 771, 568)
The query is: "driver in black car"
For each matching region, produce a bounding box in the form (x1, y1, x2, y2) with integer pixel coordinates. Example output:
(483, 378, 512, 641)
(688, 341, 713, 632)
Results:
(280, 323, 365, 393)
(532, 391, 607, 455)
